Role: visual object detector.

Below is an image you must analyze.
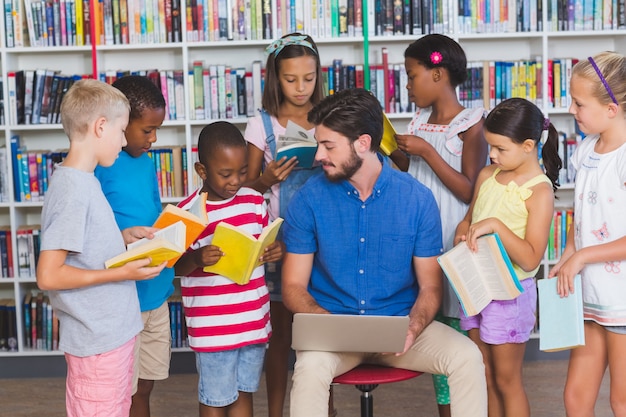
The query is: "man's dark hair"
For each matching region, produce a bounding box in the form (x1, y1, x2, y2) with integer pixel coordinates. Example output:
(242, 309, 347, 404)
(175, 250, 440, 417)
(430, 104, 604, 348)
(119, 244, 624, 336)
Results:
(307, 88, 383, 152)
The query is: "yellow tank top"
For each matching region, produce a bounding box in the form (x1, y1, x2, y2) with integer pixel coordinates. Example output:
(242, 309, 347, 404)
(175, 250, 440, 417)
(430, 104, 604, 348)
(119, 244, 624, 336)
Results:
(472, 168, 551, 280)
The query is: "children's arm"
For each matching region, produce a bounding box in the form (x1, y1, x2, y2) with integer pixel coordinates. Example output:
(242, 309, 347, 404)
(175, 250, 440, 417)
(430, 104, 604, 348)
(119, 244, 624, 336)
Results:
(174, 245, 223, 276)
(282, 252, 328, 314)
(466, 182, 554, 271)
(454, 165, 492, 244)
(389, 149, 409, 171)
(395, 121, 487, 204)
(259, 240, 284, 264)
(554, 232, 626, 296)
(244, 143, 298, 194)
(121, 226, 159, 244)
(36, 249, 166, 291)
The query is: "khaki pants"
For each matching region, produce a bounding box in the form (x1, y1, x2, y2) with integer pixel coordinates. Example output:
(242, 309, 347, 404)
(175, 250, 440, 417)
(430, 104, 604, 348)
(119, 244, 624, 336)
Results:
(289, 321, 487, 417)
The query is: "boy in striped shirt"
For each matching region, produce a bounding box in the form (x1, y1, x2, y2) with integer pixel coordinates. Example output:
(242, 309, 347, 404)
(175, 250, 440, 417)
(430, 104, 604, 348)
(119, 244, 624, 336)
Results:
(174, 121, 283, 417)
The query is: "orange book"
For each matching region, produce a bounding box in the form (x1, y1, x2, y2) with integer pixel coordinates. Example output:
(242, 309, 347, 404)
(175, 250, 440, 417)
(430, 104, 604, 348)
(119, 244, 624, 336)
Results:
(152, 194, 208, 266)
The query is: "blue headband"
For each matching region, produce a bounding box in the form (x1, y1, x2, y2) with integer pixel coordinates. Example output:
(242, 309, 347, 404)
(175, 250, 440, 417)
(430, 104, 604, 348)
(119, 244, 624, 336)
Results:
(588, 56, 618, 105)
(265, 35, 316, 57)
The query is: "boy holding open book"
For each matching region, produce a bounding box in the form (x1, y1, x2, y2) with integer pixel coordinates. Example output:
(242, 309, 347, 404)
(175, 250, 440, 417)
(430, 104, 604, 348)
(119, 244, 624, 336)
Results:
(174, 121, 283, 417)
(36, 79, 166, 417)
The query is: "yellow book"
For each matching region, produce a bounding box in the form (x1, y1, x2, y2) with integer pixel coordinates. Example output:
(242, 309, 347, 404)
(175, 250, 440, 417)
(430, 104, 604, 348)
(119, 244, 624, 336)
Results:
(203, 218, 284, 285)
(153, 194, 208, 266)
(379, 113, 398, 156)
(105, 221, 186, 269)
(75, 0, 84, 45)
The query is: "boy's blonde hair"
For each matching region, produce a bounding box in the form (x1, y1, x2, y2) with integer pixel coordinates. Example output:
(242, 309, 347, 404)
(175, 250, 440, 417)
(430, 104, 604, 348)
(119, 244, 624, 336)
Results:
(60, 79, 130, 139)
(572, 51, 626, 109)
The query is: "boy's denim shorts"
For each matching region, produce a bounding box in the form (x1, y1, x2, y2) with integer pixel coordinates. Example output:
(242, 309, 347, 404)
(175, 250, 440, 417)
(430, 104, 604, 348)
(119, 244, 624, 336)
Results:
(460, 278, 537, 344)
(195, 343, 266, 407)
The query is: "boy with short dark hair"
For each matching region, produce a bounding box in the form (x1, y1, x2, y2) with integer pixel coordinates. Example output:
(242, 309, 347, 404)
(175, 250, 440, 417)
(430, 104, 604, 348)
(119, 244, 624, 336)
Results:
(95, 75, 175, 417)
(36, 78, 166, 417)
(175, 121, 283, 417)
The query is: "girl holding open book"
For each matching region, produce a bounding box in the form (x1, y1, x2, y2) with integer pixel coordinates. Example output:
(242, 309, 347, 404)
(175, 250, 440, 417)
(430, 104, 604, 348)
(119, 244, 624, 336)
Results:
(549, 52, 626, 417)
(389, 34, 488, 417)
(455, 98, 561, 417)
(243, 33, 331, 417)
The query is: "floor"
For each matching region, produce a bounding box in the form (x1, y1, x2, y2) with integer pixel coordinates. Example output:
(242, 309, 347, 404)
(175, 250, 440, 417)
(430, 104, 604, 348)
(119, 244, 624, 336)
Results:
(0, 359, 613, 417)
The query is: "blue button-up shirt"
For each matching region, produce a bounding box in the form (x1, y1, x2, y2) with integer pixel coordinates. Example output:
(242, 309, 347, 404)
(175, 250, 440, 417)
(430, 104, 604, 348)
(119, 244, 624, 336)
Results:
(283, 157, 443, 316)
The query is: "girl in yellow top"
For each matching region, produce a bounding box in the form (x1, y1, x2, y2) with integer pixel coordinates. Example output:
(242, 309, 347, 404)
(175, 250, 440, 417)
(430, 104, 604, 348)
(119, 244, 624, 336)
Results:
(454, 98, 562, 417)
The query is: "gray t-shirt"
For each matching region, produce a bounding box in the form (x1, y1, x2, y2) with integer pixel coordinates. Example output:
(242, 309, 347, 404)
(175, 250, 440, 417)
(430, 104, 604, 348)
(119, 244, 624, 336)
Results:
(40, 166, 142, 357)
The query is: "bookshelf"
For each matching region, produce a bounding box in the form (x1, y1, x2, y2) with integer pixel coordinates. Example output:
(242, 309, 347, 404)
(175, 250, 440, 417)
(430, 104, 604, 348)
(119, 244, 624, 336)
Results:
(0, 0, 622, 362)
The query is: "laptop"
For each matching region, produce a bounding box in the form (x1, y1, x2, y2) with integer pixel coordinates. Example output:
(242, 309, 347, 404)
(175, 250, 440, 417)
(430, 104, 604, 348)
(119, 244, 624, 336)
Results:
(291, 313, 410, 353)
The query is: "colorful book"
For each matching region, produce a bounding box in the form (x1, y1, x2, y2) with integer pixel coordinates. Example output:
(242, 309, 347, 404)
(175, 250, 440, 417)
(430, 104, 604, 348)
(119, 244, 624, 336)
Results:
(379, 112, 398, 156)
(538, 275, 585, 352)
(276, 120, 318, 169)
(104, 220, 187, 268)
(203, 218, 284, 285)
(437, 233, 523, 317)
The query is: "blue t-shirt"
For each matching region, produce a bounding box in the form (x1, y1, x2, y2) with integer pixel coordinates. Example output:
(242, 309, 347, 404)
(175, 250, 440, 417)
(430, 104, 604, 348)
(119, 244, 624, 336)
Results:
(95, 151, 175, 311)
(283, 157, 443, 316)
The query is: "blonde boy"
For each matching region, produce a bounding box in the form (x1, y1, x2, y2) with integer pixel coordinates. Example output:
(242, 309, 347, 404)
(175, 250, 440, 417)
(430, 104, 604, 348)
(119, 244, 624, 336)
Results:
(36, 79, 166, 417)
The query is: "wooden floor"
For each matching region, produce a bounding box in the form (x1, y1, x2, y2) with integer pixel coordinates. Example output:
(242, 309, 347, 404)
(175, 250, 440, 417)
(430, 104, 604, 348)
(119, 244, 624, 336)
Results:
(0, 359, 613, 417)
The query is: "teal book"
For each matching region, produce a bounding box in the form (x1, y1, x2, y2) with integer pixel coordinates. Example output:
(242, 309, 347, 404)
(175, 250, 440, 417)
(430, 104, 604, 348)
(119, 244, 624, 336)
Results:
(538, 275, 585, 352)
(437, 233, 523, 317)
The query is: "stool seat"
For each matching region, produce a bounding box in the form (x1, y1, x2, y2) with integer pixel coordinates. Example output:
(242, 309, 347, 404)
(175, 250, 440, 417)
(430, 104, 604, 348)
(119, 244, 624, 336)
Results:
(333, 364, 422, 385)
(332, 364, 422, 417)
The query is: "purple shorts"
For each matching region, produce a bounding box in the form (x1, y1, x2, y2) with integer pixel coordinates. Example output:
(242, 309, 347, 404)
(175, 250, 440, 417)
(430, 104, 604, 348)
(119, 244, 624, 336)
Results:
(460, 278, 537, 344)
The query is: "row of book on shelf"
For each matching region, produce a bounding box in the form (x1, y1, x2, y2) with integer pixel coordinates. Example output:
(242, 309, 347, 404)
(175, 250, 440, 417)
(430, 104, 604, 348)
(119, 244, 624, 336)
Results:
(547, 208, 573, 261)
(5, 56, 580, 129)
(0, 293, 188, 353)
(9, 0, 626, 50)
(0, 224, 38, 279)
(22, 291, 58, 351)
(9, 135, 200, 202)
(168, 296, 188, 348)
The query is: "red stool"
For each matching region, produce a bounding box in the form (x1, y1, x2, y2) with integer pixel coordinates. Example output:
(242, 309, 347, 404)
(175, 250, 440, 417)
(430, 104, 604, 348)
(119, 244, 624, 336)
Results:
(332, 364, 422, 417)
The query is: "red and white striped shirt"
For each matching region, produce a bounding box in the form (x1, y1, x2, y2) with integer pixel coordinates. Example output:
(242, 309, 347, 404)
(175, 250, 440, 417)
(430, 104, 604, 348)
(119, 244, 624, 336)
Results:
(178, 187, 271, 352)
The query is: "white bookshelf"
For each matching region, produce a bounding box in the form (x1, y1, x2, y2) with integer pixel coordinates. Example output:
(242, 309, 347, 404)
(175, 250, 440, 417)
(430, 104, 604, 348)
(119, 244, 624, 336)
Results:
(0, 0, 621, 358)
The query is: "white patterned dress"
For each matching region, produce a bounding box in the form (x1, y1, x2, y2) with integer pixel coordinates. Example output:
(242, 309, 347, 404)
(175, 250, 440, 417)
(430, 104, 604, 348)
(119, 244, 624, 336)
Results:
(406, 106, 486, 318)
(570, 135, 626, 326)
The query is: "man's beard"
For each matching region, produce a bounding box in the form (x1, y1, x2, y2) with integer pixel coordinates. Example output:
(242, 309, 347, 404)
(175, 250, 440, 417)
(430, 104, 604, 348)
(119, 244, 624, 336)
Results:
(324, 146, 363, 182)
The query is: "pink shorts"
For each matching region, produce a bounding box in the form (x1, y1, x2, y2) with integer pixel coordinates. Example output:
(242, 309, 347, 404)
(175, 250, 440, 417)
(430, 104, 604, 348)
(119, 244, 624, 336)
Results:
(65, 336, 136, 417)
(460, 278, 537, 344)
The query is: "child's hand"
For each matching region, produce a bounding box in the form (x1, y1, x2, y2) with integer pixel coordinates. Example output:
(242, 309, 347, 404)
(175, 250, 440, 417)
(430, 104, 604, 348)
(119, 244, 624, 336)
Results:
(259, 241, 284, 264)
(122, 258, 167, 280)
(262, 156, 299, 186)
(395, 134, 431, 157)
(454, 220, 470, 245)
(193, 245, 224, 267)
(465, 219, 495, 251)
(122, 226, 159, 244)
(554, 253, 584, 297)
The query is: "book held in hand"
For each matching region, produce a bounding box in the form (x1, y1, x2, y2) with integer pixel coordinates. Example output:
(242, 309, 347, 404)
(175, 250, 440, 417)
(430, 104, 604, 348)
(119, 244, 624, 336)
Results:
(154, 195, 208, 248)
(437, 233, 523, 317)
(538, 275, 585, 352)
(276, 121, 317, 169)
(379, 113, 398, 156)
(105, 221, 187, 269)
(203, 218, 284, 285)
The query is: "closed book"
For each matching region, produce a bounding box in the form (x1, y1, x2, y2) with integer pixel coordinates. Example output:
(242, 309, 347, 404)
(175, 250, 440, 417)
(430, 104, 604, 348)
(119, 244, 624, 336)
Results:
(379, 112, 398, 156)
(538, 275, 585, 352)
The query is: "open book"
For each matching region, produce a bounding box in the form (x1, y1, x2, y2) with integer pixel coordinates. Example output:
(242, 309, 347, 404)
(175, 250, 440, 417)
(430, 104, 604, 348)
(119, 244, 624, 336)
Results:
(203, 218, 284, 285)
(276, 120, 317, 169)
(437, 233, 523, 317)
(153, 195, 208, 266)
(379, 113, 399, 156)
(538, 275, 585, 352)
(105, 221, 186, 269)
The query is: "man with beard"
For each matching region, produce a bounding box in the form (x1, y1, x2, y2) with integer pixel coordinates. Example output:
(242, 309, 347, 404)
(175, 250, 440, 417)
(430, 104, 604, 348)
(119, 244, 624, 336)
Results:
(281, 88, 488, 417)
